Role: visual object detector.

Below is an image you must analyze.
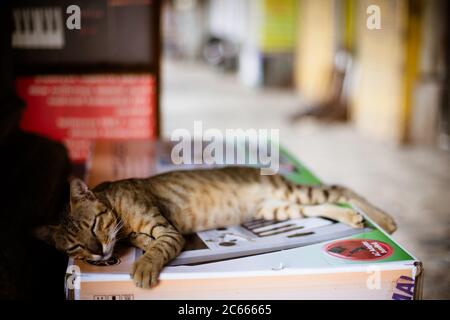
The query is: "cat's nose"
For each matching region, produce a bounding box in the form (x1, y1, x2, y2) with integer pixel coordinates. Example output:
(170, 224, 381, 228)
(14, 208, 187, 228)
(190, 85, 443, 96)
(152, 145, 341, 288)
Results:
(102, 252, 112, 260)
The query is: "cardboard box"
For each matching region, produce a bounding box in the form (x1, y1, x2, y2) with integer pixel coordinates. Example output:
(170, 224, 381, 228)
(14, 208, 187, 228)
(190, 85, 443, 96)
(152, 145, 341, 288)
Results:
(68, 231, 422, 300)
(66, 140, 423, 300)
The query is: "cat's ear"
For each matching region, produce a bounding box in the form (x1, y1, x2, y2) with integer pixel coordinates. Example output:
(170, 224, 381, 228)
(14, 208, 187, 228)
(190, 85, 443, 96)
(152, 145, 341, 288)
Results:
(70, 178, 95, 206)
(33, 225, 59, 247)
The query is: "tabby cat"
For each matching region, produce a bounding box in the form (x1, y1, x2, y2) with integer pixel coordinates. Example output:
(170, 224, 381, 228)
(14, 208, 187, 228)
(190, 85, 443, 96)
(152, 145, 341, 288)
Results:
(35, 166, 397, 289)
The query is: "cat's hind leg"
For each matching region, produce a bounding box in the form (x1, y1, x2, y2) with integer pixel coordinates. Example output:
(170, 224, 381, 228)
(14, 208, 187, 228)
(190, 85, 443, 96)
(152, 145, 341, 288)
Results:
(335, 185, 397, 233)
(254, 200, 303, 220)
(300, 204, 364, 228)
(254, 200, 363, 228)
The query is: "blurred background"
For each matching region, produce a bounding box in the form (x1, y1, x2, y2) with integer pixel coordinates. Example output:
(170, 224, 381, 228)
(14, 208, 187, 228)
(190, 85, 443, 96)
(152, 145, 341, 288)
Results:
(1, 0, 449, 299)
(160, 0, 450, 299)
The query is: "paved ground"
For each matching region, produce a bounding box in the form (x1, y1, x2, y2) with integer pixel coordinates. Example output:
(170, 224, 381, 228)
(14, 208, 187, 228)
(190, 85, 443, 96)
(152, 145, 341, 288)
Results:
(161, 60, 450, 299)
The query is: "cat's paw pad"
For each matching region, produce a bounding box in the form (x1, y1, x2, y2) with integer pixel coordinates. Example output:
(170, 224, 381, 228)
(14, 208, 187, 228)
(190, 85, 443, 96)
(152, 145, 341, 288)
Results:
(341, 209, 364, 228)
(351, 214, 364, 228)
(131, 256, 162, 289)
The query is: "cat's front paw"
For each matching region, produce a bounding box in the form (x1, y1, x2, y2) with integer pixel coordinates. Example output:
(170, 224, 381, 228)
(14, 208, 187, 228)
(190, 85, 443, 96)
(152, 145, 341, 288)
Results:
(131, 255, 163, 289)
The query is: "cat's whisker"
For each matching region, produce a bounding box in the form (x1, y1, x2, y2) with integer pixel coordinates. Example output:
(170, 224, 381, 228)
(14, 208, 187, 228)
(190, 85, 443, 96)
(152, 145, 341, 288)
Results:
(111, 220, 123, 237)
(106, 219, 123, 248)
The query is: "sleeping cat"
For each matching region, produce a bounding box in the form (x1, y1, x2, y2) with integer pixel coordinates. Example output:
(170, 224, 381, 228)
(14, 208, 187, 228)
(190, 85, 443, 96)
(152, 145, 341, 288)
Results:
(34, 166, 397, 289)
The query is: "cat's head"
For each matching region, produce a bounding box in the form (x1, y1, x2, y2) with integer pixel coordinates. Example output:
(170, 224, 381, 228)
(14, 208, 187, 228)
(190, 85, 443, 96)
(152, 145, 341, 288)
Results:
(34, 179, 121, 261)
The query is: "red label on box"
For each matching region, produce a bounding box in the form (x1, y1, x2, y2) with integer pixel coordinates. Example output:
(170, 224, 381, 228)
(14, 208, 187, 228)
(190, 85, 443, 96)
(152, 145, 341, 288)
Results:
(17, 74, 157, 162)
(324, 239, 394, 261)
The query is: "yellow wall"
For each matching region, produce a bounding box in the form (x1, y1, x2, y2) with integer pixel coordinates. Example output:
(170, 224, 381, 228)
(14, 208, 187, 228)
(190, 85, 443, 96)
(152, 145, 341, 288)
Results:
(295, 0, 421, 144)
(295, 0, 336, 103)
(258, 0, 298, 53)
(351, 0, 414, 144)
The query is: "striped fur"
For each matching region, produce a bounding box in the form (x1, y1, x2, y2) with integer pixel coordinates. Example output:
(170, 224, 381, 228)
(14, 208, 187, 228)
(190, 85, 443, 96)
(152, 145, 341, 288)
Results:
(35, 166, 397, 288)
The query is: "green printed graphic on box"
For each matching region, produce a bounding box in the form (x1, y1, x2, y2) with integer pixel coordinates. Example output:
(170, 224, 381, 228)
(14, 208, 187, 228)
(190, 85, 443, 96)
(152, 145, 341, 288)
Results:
(316, 205, 414, 263)
(349, 229, 414, 262)
(322, 228, 414, 265)
(234, 141, 321, 185)
(279, 145, 321, 185)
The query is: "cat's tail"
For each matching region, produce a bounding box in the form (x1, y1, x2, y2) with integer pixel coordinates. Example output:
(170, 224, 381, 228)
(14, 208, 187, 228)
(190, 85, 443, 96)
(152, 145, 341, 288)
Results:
(336, 185, 397, 234)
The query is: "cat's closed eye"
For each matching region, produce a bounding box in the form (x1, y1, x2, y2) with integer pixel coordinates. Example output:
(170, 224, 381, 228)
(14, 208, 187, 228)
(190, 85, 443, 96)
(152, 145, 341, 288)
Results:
(66, 244, 85, 255)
